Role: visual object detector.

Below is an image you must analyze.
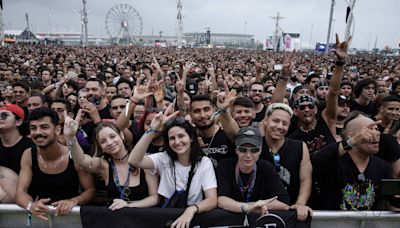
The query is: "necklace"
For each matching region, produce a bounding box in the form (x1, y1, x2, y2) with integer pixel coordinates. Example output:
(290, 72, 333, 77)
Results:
(38, 151, 66, 169)
(113, 152, 129, 161)
(299, 121, 317, 133)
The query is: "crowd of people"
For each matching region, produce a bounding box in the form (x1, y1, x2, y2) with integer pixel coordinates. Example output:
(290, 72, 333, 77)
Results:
(0, 33, 400, 227)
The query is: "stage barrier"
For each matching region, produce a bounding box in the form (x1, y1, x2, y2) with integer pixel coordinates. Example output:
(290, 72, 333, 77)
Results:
(0, 204, 399, 228)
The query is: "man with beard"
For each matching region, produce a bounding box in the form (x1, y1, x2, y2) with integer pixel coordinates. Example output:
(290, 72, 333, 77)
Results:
(249, 82, 267, 123)
(304, 74, 320, 97)
(315, 81, 329, 106)
(350, 78, 377, 116)
(15, 108, 95, 220)
(232, 73, 244, 96)
(336, 95, 351, 137)
(81, 78, 112, 143)
(190, 94, 237, 167)
(289, 34, 350, 155)
(116, 78, 133, 99)
(312, 112, 400, 210)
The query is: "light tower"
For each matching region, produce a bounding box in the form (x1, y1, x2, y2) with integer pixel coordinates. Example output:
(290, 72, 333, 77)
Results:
(176, 0, 183, 48)
(271, 12, 284, 52)
(345, 0, 356, 43)
(325, 0, 335, 54)
(82, 0, 89, 46)
(0, 1, 4, 46)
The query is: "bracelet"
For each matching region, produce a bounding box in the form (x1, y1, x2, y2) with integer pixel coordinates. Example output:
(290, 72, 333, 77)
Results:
(145, 129, 159, 135)
(26, 201, 33, 212)
(335, 60, 345, 66)
(67, 137, 77, 158)
(191, 204, 199, 214)
(240, 203, 249, 214)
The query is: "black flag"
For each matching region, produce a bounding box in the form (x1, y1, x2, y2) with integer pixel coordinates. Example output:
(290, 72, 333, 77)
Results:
(346, 6, 351, 23)
(0, 0, 3, 10)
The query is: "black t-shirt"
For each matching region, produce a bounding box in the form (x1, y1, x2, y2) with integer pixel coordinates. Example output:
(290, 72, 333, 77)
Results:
(288, 114, 336, 156)
(0, 136, 33, 174)
(81, 104, 113, 144)
(254, 105, 267, 123)
(377, 134, 400, 163)
(312, 142, 393, 210)
(349, 99, 377, 117)
(201, 128, 235, 168)
(260, 137, 303, 204)
(217, 158, 290, 204)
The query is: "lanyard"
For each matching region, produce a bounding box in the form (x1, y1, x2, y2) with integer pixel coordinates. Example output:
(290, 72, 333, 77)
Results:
(110, 159, 131, 200)
(235, 163, 257, 203)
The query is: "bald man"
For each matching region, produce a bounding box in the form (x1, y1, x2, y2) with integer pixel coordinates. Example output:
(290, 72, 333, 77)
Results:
(312, 111, 400, 210)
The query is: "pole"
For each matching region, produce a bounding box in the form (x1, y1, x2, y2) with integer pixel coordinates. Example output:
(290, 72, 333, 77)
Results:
(48, 13, 52, 38)
(345, 0, 356, 42)
(325, 0, 335, 54)
(176, 0, 183, 48)
(0, 0, 4, 46)
(309, 23, 313, 49)
(82, 0, 88, 46)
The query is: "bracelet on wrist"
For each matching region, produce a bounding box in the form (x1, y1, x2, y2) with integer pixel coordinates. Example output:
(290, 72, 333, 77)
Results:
(26, 201, 33, 213)
(191, 204, 199, 214)
(240, 203, 249, 214)
(145, 129, 159, 135)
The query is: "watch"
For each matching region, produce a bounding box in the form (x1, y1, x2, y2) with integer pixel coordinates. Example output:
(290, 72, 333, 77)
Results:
(341, 138, 353, 151)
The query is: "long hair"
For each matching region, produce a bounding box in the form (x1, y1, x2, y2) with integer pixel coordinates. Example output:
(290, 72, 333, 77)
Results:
(91, 122, 131, 159)
(163, 117, 203, 165)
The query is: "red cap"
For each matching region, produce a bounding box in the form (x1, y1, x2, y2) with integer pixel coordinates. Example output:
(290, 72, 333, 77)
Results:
(0, 104, 25, 121)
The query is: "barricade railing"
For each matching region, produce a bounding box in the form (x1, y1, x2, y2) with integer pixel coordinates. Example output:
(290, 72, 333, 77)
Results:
(1, 204, 400, 228)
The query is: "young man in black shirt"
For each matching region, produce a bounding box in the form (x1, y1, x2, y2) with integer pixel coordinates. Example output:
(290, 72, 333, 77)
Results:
(15, 108, 95, 220)
(217, 127, 289, 216)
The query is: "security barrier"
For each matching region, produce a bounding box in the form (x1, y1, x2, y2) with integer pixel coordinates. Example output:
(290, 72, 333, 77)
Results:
(0, 204, 400, 228)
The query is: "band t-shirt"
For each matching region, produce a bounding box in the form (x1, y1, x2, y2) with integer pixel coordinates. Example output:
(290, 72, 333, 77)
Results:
(312, 142, 394, 210)
(201, 128, 235, 168)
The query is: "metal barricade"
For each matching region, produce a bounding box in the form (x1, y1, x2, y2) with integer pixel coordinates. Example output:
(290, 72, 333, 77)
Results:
(1, 204, 399, 228)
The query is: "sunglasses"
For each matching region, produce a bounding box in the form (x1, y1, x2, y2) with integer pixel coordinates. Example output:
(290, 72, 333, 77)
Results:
(237, 146, 261, 154)
(0, 112, 11, 120)
(298, 103, 315, 111)
(272, 153, 281, 171)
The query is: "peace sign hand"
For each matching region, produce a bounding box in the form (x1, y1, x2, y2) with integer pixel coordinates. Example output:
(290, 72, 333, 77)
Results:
(63, 110, 81, 141)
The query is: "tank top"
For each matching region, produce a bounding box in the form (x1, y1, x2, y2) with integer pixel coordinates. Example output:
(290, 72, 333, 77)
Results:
(106, 160, 149, 201)
(29, 147, 80, 204)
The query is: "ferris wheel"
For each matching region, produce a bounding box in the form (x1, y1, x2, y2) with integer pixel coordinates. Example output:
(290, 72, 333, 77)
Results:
(105, 4, 143, 44)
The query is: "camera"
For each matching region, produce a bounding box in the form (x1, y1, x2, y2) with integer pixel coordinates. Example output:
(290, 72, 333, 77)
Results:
(88, 96, 100, 106)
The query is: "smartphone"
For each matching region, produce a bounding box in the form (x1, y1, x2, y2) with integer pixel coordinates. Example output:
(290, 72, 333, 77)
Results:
(274, 64, 282, 71)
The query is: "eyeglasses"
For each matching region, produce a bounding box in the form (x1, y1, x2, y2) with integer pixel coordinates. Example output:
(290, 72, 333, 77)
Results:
(272, 153, 281, 171)
(298, 103, 315, 111)
(0, 112, 11, 120)
(237, 146, 261, 154)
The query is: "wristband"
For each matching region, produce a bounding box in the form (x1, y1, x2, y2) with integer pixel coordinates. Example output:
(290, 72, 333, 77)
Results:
(191, 204, 199, 214)
(240, 203, 249, 214)
(335, 60, 345, 66)
(145, 129, 159, 135)
(26, 201, 33, 212)
(341, 138, 353, 151)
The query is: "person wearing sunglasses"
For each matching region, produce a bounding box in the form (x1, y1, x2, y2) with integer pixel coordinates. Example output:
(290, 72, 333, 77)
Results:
(260, 103, 313, 221)
(217, 127, 289, 220)
(0, 104, 33, 175)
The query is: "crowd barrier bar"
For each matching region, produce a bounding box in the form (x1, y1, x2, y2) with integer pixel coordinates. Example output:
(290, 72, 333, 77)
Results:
(1, 204, 400, 228)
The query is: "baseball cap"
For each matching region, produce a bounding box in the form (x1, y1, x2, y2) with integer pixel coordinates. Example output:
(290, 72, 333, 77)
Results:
(0, 104, 25, 120)
(235, 127, 262, 147)
(338, 95, 351, 105)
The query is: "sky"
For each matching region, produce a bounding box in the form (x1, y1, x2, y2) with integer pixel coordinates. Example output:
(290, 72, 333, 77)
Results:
(2, 0, 399, 49)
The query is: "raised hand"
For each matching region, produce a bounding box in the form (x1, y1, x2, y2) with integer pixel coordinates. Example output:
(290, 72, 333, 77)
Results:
(216, 82, 237, 111)
(63, 110, 81, 141)
(282, 51, 294, 76)
(132, 85, 153, 102)
(153, 80, 165, 103)
(149, 104, 179, 132)
(332, 33, 352, 60)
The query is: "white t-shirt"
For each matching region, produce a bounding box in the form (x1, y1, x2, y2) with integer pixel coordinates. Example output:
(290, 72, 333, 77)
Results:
(149, 152, 217, 205)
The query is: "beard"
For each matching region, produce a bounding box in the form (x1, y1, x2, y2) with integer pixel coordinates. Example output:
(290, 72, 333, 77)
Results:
(194, 120, 214, 130)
